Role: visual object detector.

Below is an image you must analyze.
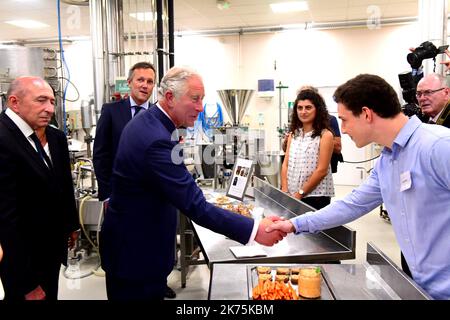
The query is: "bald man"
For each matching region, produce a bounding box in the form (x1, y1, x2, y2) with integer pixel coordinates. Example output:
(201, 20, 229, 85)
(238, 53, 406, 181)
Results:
(416, 73, 450, 127)
(0, 77, 79, 300)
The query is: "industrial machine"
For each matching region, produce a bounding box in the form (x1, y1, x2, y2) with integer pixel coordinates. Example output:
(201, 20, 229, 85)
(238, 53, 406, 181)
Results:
(0, 46, 60, 117)
(213, 89, 257, 189)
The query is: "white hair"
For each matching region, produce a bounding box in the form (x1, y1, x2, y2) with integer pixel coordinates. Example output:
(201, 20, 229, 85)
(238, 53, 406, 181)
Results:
(158, 66, 201, 99)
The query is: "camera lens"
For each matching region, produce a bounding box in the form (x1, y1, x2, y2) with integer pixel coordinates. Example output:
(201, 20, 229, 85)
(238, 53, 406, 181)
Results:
(407, 41, 439, 69)
(407, 52, 423, 69)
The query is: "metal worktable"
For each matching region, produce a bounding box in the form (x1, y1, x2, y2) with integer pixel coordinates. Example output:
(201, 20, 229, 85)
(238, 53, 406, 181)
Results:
(192, 177, 356, 266)
(208, 243, 431, 300)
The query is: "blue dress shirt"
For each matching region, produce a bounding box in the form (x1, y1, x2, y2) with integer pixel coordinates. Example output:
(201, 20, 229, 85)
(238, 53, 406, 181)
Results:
(290, 116, 450, 299)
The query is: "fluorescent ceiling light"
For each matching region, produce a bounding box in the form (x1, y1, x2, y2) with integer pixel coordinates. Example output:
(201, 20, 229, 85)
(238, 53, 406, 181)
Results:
(5, 19, 49, 29)
(281, 23, 307, 30)
(129, 12, 155, 21)
(270, 1, 309, 13)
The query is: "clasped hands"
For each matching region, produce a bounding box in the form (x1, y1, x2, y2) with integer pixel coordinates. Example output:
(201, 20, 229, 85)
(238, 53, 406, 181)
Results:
(254, 216, 296, 246)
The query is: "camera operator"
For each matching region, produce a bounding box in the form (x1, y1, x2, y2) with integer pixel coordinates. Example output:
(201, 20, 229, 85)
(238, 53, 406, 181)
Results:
(407, 43, 450, 127)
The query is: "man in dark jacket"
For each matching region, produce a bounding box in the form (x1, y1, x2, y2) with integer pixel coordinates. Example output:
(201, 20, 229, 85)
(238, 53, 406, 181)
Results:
(0, 76, 79, 300)
(100, 67, 286, 300)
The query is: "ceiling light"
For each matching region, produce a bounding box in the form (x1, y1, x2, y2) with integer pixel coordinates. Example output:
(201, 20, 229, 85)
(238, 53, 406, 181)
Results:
(281, 23, 307, 30)
(60, 0, 89, 5)
(270, 1, 309, 13)
(129, 12, 154, 21)
(5, 19, 50, 29)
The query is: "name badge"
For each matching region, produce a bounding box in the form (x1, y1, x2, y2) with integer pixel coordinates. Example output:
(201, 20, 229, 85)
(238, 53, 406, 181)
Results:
(400, 171, 412, 192)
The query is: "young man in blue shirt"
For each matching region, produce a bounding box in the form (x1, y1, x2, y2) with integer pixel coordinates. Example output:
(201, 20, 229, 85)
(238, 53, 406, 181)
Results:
(268, 74, 450, 300)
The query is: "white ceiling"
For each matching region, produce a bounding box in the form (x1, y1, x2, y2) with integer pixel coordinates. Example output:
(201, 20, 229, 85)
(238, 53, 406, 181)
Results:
(0, 0, 439, 42)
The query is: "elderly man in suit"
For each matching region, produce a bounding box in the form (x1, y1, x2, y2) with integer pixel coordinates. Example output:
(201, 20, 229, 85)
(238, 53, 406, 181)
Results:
(93, 62, 177, 298)
(0, 76, 79, 300)
(100, 66, 286, 300)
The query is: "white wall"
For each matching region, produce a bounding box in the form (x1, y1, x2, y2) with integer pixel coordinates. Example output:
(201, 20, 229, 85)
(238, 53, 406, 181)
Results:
(63, 40, 94, 111)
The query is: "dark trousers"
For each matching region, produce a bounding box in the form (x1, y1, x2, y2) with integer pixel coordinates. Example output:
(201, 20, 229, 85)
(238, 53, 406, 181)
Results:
(105, 273, 166, 301)
(3, 260, 60, 300)
(401, 251, 412, 278)
(302, 196, 331, 210)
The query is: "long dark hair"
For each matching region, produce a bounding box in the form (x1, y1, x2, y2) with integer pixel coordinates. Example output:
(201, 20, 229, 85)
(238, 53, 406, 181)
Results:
(289, 89, 331, 138)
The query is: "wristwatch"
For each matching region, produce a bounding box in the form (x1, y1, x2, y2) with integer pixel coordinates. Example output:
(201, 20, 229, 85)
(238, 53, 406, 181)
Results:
(299, 189, 305, 196)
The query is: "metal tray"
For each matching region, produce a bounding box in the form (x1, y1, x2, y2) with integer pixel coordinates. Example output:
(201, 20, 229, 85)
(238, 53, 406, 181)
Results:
(246, 264, 336, 300)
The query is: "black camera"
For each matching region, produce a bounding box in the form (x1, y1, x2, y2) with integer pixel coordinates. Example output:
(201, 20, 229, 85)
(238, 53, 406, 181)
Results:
(398, 71, 425, 119)
(407, 41, 449, 69)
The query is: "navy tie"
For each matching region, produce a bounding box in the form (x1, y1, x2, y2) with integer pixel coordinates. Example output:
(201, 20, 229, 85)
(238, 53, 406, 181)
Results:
(30, 133, 53, 170)
(134, 105, 143, 117)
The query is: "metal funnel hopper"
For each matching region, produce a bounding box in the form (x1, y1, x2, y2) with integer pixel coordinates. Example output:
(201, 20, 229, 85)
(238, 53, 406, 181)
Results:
(217, 89, 254, 126)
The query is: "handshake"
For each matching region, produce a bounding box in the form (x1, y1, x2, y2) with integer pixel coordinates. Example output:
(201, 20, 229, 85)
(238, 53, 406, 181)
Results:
(254, 216, 296, 246)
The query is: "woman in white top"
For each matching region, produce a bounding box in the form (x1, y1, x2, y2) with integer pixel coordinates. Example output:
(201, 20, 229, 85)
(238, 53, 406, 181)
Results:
(281, 89, 335, 209)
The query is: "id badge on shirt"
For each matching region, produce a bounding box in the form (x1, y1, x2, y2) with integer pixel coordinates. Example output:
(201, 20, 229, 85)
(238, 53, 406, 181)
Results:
(400, 171, 412, 192)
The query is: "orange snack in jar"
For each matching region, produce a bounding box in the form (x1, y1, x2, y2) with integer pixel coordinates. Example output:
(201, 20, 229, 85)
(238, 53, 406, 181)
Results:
(298, 267, 321, 298)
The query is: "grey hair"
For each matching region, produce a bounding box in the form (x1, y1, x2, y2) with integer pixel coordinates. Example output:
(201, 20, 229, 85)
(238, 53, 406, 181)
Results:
(158, 66, 201, 99)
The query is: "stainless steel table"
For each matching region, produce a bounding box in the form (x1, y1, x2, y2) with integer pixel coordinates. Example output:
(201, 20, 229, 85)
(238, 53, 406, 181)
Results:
(208, 243, 431, 300)
(192, 177, 356, 266)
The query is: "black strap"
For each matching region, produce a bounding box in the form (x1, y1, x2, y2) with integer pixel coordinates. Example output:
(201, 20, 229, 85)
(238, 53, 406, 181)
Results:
(30, 133, 53, 170)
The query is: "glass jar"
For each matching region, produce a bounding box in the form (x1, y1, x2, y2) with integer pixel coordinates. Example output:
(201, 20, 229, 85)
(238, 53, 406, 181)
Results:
(298, 268, 321, 298)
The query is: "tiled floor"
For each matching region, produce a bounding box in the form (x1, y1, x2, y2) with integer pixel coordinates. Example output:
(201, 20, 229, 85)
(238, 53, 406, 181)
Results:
(56, 185, 401, 300)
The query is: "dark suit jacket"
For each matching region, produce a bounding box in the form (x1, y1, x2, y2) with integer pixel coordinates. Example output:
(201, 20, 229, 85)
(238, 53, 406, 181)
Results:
(93, 98, 133, 201)
(436, 101, 450, 128)
(100, 107, 254, 283)
(0, 111, 78, 297)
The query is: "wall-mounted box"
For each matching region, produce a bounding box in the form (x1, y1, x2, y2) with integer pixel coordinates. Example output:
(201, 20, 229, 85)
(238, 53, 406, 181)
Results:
(257, 79, 275, 98)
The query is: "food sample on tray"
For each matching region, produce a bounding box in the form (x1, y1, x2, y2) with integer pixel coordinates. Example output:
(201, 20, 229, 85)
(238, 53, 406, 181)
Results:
(251, 266, 324, 300)
(252, 280, 298, 300)
(214, 195, 232, 205)
(214, 202, 255, 218)
(276, 267, 290, 275)
(258, 273, 272, 282)
(275, 274, 289, 283)
(291, 267, 300, 275)
(290, 274, 299, 285)
(256, 266, 271, 274)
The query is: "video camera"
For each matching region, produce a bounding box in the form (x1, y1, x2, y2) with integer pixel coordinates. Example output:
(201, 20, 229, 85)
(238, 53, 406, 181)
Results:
(398, 71, 423, 118)
(407, 41, 449, 69)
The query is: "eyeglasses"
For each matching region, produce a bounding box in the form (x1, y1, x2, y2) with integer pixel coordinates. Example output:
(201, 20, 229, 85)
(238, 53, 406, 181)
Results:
(415, 87, 445, 98)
